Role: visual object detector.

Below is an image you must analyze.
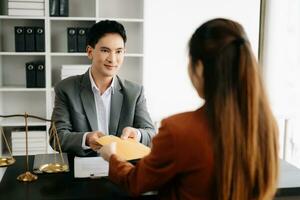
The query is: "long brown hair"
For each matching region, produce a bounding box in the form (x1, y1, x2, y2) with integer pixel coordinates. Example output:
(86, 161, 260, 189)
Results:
(189, 18, 278, 200)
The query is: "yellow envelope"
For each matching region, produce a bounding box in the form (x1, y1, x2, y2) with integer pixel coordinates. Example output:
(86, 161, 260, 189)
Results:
(97, 135, 151, 161)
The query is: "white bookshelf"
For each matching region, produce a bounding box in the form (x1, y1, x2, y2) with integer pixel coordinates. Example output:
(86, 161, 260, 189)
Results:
(0, 0, 144, 154)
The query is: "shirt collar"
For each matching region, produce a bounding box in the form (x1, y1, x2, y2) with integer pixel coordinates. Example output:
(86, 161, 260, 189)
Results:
(89, 67, 115, 94)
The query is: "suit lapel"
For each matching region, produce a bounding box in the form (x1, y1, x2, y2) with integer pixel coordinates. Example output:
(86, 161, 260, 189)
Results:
(80, 71, 98, 131)
(109, 77, 123, 135)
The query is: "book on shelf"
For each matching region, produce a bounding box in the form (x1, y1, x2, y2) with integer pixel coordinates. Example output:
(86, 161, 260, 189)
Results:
(15, 26, 45, 52)
(61, 64, 90, 80)
(67, 27, 77, 52)
(8, 2, 44, 9)
(25, 61, 45, 88)
(11, 131, 46, 139)
(50, 0, 69, 17)
(49, 0, 59, 16)
(12, 143, 46, 149)
(59, 0, 69, 16)
(8, 8, 45, 16)
(35, 27, 45, 52)
(0, 1, 8, 15)
(36, 62, 45, 88)
(13, 137, 45, 141)
(11, 131, 47, 156)
(97, 135, 151, 161)
(15, 26, 25, 52)
(13, 143, 46, 148)
(62, 65, 90, 70)
(25, 62, 36, 88)
(77, 28, 88, 52)
(12, 135, 46, 140)
(13, 147, 46, 151)
(13, 150, 47, 156)
(25, 27, 35, 52)
(67, 27, 90, 52)
(61, 69, 88, 76)
(12, 141, 46, 148)
(8, 0, 45, 2)
(13, 142, 46, 148)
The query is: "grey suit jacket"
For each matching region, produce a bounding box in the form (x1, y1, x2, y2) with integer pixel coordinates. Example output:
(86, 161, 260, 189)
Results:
(50, 70, 155, 156)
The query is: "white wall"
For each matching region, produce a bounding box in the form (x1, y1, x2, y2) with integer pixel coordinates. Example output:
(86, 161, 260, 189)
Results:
(263, 0, 300, 119)
(144, 0, 261, 122)
(263, 0, 300, 166)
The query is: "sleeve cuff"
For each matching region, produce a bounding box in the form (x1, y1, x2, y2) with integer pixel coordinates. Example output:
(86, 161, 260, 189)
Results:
(82, 132, 91, 150)
(136, 129, 142, 143)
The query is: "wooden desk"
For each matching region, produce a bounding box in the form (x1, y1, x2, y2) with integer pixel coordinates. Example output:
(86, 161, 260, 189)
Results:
(1, 156, 300, 199)
(0, 156, 156, 200)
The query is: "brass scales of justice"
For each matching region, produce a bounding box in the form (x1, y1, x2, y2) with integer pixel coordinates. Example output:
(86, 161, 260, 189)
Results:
(0, 113, 69, 182)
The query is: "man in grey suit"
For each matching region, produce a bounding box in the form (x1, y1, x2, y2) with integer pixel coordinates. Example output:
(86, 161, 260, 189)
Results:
(50, 20, 155, 157)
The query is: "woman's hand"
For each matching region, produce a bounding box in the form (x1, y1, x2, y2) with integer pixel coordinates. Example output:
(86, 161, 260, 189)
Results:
(99, 142, 116, 161)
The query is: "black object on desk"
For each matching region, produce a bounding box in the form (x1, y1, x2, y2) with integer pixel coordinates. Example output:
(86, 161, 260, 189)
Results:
(0, 155, 157, 200)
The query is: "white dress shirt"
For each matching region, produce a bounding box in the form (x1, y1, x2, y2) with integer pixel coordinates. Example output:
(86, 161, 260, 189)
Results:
(89, 68, 114, 135)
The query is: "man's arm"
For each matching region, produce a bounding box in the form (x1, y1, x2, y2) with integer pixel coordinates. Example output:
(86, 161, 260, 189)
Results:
(133, 86, 156, 146)
(50, 84, 95, 156)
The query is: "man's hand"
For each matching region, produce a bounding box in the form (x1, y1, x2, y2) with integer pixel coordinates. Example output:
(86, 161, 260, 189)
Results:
(120, 127, 139, 142)
(99, 142, 116, 162)
(86, 131, 105, 151)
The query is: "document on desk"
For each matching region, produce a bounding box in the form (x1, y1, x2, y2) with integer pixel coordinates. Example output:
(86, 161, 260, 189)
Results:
(74, 156, 108, 178)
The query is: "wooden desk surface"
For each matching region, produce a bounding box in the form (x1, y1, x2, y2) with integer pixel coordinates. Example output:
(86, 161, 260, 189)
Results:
(1, 156, 300, 198)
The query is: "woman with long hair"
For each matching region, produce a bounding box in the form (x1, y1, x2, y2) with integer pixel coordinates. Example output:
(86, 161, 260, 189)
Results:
(100, 18, 279, 200)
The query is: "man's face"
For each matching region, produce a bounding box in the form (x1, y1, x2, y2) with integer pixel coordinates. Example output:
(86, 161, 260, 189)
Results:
(87, 33, 125, 78)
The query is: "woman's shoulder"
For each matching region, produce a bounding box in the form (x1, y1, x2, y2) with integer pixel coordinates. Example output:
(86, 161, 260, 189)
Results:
(164, 107, 205, 123)
(161, 106, 207, 131)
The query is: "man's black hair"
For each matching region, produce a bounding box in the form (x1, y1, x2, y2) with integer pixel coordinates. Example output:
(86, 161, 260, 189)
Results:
(87, 20, 127, 48)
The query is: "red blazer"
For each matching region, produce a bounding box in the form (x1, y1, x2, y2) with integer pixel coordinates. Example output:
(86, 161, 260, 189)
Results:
(109, 107, 215, 200)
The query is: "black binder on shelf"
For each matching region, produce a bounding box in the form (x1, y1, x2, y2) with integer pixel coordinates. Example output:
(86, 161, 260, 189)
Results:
(50, 0, 59, 16)
(25, 62, 36, 88)
(15, 26, 25, 52)
(77, 28, 87, 52)
(67, 27, 77, 52)
(36, 62, 45, 88)
(35, 27, 45, 52)
(25, 27, 35, 52)
(60, 0, 69, 16)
